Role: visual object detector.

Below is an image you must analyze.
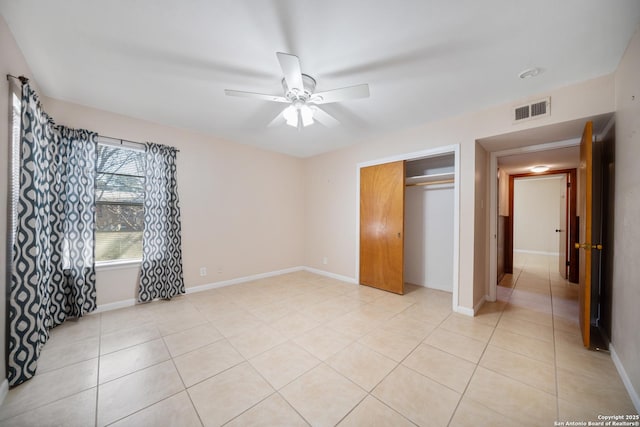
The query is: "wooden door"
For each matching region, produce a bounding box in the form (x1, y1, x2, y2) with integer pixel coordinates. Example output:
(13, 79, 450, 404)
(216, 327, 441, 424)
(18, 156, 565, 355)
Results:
(558, 175, 568, 279)
(577, 121, 599, 348)
(568, 170, 579, 284)
(359, 160, 405, 294)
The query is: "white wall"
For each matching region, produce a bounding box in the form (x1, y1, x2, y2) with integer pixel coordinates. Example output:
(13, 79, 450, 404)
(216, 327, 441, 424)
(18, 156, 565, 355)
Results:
(404, 184, 454, 291)
(613, 26, 640, 410)
(513, 176, 564, 254)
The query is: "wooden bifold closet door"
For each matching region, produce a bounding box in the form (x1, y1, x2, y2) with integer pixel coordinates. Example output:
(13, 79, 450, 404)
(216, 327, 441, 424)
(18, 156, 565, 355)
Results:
(359, 160, 405, 294)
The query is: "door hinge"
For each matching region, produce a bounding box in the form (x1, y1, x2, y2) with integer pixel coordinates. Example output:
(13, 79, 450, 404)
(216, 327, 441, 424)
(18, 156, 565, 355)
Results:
(567, 182, 571, 187)
(566, 261, 570, 266)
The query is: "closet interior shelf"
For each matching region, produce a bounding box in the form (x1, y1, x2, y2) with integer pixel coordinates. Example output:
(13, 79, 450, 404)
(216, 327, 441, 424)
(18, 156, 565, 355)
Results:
(405, 172, 455, 187)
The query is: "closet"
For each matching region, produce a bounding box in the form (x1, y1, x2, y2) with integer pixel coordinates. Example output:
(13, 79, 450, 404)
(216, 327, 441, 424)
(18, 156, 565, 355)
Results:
(359, 153, 455, 295)
(404, 154, 455, 292)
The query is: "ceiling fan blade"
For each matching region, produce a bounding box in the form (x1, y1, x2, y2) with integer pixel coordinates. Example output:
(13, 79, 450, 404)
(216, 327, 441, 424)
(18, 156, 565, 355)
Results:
(267, 109, 287, 127)
(276, 52, 304, 92)
(224, 89, 288, 103)
(311, 84, 370, 104)
(311, 106, 340, 128)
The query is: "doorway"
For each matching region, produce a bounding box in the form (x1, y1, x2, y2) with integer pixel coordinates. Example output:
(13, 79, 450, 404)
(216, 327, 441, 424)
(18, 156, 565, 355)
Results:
(484, 115, 615, 349)
(506, 169, 578, 284)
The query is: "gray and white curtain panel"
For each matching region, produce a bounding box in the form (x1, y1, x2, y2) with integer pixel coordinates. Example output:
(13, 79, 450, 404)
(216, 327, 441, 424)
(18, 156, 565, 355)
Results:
(138, 142, 184, 302)
(9, 83, 98, 386)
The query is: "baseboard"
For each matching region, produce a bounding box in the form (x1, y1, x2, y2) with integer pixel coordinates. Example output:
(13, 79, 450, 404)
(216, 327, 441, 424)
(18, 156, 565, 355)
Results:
(94, 298, 136, 313)
(0, 379, 8, 406)
(91, 265, 361, 314)
(303, 267, 357, 284)
(513, 249, 560, 256)
(454, 295, 485, 318)
(404, 281, 453, 293)
(426, 284, 453, 292)
(455, 305, 475, 317)
(610, 344, 640, 413)
(93, 266, 306, 313)
(186, 266, 306, 295)
(473, 296, 486, 314)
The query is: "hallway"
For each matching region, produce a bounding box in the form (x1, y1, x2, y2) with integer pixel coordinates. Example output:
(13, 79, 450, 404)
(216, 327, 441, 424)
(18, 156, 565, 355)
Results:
(494, 253, 635, 421)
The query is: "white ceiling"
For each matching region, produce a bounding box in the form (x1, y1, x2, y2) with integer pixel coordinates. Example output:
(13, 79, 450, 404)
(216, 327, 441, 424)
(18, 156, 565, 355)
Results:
(2, 1, 639, 157)
(498, 146, 579, 175)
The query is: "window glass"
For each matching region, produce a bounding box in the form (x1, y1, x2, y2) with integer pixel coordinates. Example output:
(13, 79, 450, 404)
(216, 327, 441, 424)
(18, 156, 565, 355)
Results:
(9, 93, 21, 267)
(96, 144, 145, 262)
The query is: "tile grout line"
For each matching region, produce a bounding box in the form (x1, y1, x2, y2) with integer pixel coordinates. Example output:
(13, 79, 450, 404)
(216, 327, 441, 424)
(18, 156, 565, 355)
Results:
(339, 302, 454, 426)
(445, 286, 510, 426)
(161, 334, 208, 427)
(446, 257, 540, 426)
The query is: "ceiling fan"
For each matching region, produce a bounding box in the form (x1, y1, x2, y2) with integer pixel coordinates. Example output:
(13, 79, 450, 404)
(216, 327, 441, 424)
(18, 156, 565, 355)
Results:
(224, 52, 370, 130)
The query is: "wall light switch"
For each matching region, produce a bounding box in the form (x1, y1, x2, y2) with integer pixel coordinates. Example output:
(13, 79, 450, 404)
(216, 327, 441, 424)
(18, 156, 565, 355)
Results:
(199, 267, 207, 276)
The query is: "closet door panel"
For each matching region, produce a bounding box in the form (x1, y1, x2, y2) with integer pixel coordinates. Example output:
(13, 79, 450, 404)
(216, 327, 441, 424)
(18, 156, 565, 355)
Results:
(359, 160, 405, 294)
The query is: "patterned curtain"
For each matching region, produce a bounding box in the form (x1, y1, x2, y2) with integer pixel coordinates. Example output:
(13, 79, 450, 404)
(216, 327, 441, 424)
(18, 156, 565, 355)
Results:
(138, 142, 184, 302)
(8, 84, 98, 387)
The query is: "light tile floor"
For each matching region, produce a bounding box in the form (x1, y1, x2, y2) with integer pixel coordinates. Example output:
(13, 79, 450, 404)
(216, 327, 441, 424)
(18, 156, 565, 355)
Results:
(0, 254, 637, 426)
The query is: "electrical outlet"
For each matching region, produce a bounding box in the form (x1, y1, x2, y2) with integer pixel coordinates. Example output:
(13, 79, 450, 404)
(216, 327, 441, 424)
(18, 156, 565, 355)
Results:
(217, 267, 222, 274)
(322, 256, 328, 265)
(199, 267, 207, 276)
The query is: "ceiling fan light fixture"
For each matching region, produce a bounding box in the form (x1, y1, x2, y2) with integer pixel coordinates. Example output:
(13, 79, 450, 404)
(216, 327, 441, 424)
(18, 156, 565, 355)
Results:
(283, 105, 298, 127)
(224, 52, 369, 130)
(300, 105, 314, 127)
(283, 103, 315, 128)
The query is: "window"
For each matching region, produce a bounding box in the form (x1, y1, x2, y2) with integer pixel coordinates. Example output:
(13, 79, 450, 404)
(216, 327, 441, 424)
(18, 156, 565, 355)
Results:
(96, 143, 145, 262)
(9, 92, 21, 268)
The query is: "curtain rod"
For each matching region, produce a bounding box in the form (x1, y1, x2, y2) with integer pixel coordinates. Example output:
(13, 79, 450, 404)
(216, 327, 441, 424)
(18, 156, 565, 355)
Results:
(6, 74, 29, 84)
(98, 135, 180, 152)
(4, 77, 181, 154)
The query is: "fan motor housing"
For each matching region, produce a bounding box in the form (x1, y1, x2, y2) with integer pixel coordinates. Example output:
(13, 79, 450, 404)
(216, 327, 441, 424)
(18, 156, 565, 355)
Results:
(282, 74, 316, 102)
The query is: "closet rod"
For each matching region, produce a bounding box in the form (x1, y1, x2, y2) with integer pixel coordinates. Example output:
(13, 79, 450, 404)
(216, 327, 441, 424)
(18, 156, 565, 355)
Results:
(99, 135, 180, 152)
(405, 178, 454, 187)
(6, 74, 29, 84)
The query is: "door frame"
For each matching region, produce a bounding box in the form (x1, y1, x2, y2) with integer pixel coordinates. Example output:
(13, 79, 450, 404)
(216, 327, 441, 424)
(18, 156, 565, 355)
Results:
(506, 169, 577, 279)
(355, 144, 461, 313)
(488, 139, 580, 302)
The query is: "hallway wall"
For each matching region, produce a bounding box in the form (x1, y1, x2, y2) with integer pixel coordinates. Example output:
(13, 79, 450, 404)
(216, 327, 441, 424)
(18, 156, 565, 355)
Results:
(612, 26, 640, 410)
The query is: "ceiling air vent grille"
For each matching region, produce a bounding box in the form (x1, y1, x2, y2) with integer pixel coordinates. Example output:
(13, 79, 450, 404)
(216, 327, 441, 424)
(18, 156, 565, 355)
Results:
(514, 105, 530, 121)
(513, 97, 551, 123)
(531, 100, 547, 117)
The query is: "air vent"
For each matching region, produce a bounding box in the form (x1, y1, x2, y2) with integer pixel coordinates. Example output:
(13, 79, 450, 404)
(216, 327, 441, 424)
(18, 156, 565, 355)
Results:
(513, 97, 551, 123)
(514, 105, 530, 121)
(531, 100, 547, 117)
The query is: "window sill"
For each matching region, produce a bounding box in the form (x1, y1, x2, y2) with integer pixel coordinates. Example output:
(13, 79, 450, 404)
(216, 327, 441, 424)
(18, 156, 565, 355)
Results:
(96, 259, 141, 271)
